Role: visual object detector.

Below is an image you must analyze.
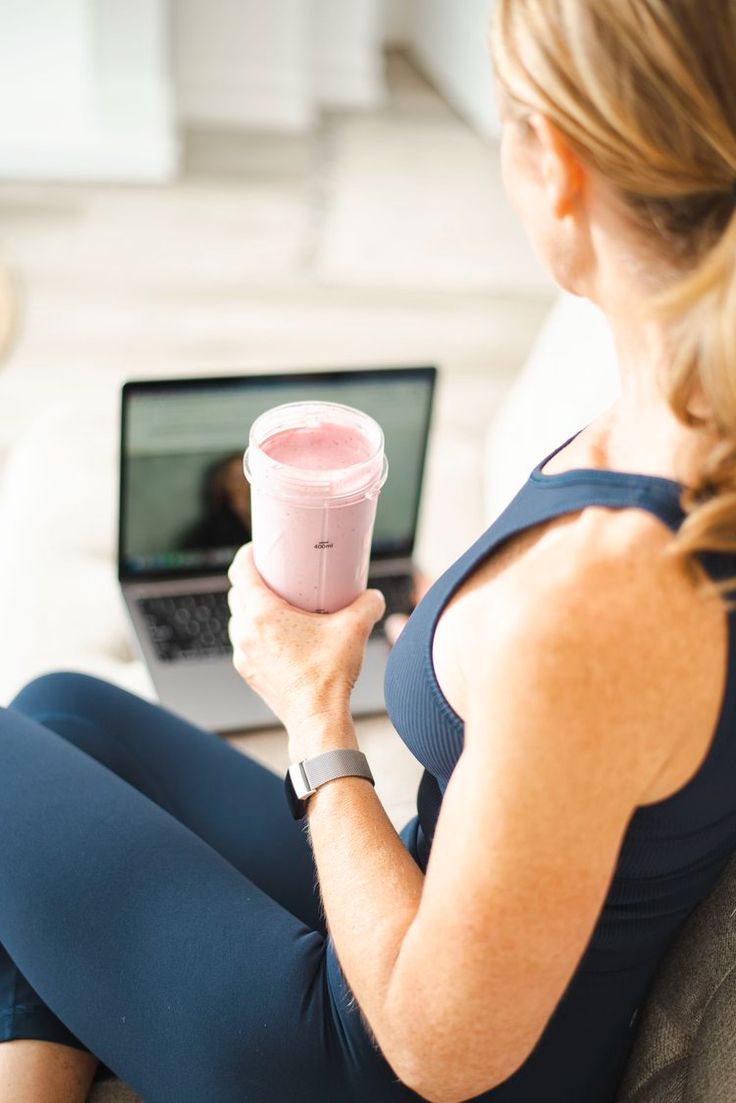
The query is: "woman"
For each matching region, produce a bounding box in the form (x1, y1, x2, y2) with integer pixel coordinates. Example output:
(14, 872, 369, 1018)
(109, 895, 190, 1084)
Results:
(180, 453, 252, 553)
(2, 2, 736, 1100)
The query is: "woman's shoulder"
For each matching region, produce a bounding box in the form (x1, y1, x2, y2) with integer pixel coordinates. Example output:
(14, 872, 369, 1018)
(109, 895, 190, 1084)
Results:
(491, 503, 723, 658)
(466, 503, 727, 801)
(505, 502, 699, 600)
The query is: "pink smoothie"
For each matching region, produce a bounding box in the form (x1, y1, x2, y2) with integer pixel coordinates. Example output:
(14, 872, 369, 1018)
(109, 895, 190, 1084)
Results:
(261, 422, 374, 472)
(245, 408, 387, 613)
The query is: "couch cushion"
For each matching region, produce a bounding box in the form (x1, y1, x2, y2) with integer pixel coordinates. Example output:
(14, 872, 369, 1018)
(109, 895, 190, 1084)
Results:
(0, 395, 153, 706)
(617, 850, 736, 1102)
(482, 292, 620, 523)
(88, 1080, 143, 1103)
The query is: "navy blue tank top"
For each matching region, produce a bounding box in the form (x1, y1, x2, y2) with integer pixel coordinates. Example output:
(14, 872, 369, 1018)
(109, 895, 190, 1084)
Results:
(384, 428, 736, 1102)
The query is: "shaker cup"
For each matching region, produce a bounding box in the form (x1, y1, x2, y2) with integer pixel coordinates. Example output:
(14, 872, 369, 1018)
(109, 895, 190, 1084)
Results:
(243, 401, 388, 613)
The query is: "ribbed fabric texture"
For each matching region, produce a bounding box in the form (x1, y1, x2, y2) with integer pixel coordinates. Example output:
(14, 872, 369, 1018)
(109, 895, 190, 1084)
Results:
(383, 430, 736, 1102)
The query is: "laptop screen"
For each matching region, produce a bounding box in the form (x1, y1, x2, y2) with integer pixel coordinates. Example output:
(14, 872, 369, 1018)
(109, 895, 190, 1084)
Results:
(119, 367, 436, 580)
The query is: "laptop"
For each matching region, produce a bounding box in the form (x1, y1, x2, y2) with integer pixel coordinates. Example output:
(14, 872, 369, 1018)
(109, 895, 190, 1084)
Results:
(118, 366, 437, 732)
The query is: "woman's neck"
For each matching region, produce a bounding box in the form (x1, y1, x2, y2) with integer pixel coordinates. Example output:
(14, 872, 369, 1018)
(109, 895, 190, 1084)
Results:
(589, 305, 714, 485)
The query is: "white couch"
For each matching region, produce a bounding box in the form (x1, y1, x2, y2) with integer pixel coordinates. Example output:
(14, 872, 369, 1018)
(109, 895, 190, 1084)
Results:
(0, 293, 618, 1101)
(483, 292, 619, 521)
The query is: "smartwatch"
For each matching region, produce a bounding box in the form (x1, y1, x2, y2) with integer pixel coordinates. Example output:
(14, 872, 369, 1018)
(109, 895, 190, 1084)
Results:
(284, 748, 374, 820)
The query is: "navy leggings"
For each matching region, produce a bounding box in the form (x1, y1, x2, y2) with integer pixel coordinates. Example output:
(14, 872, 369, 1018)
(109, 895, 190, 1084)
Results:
(0, 673, 424, 1102)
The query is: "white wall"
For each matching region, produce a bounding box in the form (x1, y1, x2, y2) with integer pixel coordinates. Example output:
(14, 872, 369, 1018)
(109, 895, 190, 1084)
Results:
(406, 0, 500, 137)
(381, 0, 414, 45)
(0, 0, 176, 181)
(0, 0, 497, 180)
(173, 0, 386, 131)
(313, 0, 386, 108)
(173, 0, 314, 130)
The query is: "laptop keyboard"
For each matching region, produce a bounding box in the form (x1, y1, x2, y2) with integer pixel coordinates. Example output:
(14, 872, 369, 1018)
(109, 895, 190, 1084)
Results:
(138, 592, 232, 663)
(137, 575, 416, 663)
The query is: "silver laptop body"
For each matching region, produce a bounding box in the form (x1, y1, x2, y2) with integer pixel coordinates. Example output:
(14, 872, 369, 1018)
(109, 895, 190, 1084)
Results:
(118, 367, 436, 733)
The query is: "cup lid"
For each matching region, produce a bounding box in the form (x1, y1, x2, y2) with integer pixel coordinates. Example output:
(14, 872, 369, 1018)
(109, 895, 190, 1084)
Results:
(244, 401, 387, 505)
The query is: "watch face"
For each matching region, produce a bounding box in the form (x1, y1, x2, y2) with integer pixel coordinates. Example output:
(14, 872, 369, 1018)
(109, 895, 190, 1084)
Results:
(284, 771, 307, 820)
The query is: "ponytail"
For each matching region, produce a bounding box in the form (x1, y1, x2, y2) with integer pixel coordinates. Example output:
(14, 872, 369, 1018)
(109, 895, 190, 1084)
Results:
(657, 208, 736, 606)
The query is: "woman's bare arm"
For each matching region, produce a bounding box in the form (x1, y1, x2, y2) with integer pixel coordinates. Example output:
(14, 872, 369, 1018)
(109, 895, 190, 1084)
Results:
(304, 510, 725, 1103)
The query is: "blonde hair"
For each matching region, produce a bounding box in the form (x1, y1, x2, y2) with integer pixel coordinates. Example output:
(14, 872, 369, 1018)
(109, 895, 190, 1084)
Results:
(492, 0, 736, 606)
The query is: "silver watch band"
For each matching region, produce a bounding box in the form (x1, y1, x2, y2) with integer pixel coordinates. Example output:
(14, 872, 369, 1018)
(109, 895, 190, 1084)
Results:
(287, 748, 374, 802)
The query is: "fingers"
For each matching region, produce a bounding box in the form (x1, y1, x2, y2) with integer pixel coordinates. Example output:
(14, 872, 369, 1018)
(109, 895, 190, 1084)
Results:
(338, 587, 385, 634)
(227, 572, 273, 617)
(228, 544, 286, 617)
(227, 542, 257, 586)
(229, 542, 385, 634)
(358, 587, 386, 624)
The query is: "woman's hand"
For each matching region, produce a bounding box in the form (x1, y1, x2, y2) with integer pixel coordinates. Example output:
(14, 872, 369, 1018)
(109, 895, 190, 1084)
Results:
(227, 544, 385, 752)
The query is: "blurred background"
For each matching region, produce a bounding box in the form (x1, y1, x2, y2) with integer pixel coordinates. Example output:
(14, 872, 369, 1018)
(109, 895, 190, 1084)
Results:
(0, 0, 555, 552)
(0, 0, 586, 728)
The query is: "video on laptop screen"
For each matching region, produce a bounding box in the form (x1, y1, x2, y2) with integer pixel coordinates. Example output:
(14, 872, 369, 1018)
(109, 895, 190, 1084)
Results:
(120, 369, 435, 577)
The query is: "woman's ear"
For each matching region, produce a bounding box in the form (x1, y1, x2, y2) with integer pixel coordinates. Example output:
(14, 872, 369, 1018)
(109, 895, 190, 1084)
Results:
(528, 114, 586, 219)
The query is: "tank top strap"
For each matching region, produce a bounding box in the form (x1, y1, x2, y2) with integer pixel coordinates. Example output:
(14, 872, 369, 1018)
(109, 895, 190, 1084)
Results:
(417, 447, 736, 754)
(434, 455, 692, 649)
(529, 429, 736, 589)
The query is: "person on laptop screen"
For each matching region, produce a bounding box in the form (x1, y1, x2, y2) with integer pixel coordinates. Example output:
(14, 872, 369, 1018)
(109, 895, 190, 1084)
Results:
(180, 452, 252, 552)
(4, 4, 736, 1103)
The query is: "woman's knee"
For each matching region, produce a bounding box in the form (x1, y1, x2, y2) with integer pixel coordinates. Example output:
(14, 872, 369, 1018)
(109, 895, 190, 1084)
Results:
(10, 671, 120, 719)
